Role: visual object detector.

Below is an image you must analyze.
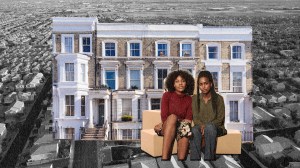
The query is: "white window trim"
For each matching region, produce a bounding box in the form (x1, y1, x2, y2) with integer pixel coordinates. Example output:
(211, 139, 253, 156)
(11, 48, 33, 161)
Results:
(99, 61, 120, 89)
(64, 63, 75, 82)
(61, 34, 74, 53)
(52, 34, 56, 53)
(230, 43, 245, 60)
(125, 60, 145, 90)
(178, 60, 197, 78)
(230, 66, 246, 93)
(155, 40, 171, 57)
(206, 43, 221, 60)
(225, 94, 245, 123)
(153, 60, 173, 89)
(127, 69, 143, 90)
(229, 100, 239, 122)
(64, 94, 75, 117)
(179, 40, 195, 57)
(102, 68, 118, 90)
(102, 40, 118, 57)
(155, 68, 169, 90)
(79, 34, 92, 54)
(127, 40, 142, 57)
(80, 63, 87, 83)
(205, 66, 222, 92)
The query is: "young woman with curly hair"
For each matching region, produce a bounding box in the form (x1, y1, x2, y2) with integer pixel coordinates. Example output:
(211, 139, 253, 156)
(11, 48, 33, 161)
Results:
(190, 71, 227, 161)
(158, 70, 194, 161)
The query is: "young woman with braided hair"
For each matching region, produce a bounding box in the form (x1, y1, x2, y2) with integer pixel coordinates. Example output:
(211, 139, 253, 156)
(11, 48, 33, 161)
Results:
(190, 70, 227, 161)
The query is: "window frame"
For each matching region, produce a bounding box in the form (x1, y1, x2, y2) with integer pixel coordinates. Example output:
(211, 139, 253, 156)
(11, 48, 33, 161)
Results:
(122, 99, 132, 116)
(180, 40, 195, 57)
(129, 69, 141, 89)
(79, 34, 92, 54)
(65, 95, 75, 116)
(157, 69, 168, 89)
(102, 40, 118, 57)
(104, 70, 116, 90)
(151, 98, 161, 110)
(61, 34, 74, 53)
(155, 40, 170, 57)
(127, 40, 142, 57)
(230, 43, 245, 60)
(229, 100, 239, 122)
(206, 43, 221, 60)
(65, 63, 74, 82)
(232, 72, 243, 93)
(81, 95, 86, 116)
(80, 63, 86, 82)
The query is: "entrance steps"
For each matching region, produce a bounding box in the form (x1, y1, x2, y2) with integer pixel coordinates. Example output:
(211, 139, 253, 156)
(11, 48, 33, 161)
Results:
(81, 127, 105, 140)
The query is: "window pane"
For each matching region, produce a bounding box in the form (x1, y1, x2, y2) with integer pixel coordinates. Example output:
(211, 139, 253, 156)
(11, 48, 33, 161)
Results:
(158, 43, 167, 56)
(130, 70, 140, 89)
(157, 69, 167, 89)
(81, 96, 85, 116)
(230, 101, 239, 122)
(122, 99, 132, 116)
(208, 46, 218, 59)
(65, 63, 74, 81)
(81, 64, 85, 82)
(233, 72, 242, 92)
(151, 98, 161, 110)
(65, 95, 74, 116)
(232, 46, 242, 59)
(105, 71, 115, 89)
(105, 43, 115, 56)
(182, 44, 191, 56)
(65, 37, 73, 53)
(82, 37, 90, 52)
(130, 43, 140, 56)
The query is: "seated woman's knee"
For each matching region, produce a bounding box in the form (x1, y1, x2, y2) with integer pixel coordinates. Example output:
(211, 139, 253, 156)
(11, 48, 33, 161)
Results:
(204, 123, 217, 134)
(166, 114, 178, 124)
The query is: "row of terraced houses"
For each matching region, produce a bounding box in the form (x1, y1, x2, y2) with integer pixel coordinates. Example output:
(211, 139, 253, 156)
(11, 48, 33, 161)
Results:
(52, 17, 253, 141)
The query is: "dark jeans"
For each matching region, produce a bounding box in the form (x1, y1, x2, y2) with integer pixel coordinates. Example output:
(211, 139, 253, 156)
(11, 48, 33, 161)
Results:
(190, 123, 217, 160)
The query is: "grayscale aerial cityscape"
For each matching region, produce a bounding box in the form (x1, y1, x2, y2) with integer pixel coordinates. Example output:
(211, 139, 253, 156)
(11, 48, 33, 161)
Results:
(0, 0, 299, 168)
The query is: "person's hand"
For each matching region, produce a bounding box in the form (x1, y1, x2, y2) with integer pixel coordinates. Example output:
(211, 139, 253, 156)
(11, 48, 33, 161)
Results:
(183, 119, 192, 123)
(200, 124, 205, 136)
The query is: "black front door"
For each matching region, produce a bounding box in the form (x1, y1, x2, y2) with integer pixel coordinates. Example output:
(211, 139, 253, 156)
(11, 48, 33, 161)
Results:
(98, 99, 105, 127)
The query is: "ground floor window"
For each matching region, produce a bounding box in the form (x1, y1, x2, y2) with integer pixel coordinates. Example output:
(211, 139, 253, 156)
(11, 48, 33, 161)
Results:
(65, 127, 74, 139)
(151, 98, 161, 110)
(122, 129, 132, 140)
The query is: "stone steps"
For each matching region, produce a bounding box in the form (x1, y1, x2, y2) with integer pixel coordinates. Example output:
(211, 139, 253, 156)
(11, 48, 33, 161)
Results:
(81, 127, 105, 140)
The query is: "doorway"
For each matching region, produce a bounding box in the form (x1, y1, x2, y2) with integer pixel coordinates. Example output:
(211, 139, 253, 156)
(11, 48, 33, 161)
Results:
(98, 99, 105, 127)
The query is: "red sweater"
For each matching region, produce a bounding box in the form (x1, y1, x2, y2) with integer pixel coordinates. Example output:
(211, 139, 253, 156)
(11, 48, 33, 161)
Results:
(161, 92, 193, 123)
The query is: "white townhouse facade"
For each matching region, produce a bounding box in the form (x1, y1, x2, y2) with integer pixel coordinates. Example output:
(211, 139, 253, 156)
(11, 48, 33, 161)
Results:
(52, 17, 253, 141)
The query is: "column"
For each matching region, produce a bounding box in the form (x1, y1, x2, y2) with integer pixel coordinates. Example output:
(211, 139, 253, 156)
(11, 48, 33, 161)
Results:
(89, 99, 94, 128)
(132, 96, 138, 122)
(116, 99, 122, 121)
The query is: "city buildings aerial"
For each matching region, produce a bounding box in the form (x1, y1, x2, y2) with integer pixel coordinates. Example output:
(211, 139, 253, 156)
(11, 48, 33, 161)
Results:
(52, 17, 253, 142)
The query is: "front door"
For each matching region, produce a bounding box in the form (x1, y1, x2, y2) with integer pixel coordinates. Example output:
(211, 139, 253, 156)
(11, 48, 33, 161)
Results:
(98, 99, 105, 127)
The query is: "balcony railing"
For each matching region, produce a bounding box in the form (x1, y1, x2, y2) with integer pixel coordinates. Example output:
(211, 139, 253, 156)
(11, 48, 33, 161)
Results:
(241, 130, 253, 142)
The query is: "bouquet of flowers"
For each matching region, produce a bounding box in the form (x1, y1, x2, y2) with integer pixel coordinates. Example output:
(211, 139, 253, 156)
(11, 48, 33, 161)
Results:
(177, 121, 192, 139)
